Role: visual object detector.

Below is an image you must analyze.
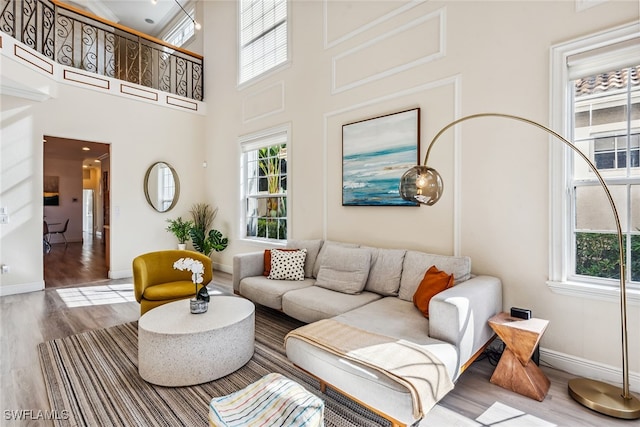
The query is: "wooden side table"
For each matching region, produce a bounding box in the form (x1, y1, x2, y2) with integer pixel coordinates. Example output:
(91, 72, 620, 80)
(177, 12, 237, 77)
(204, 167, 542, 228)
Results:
(488, 312, 550, 401)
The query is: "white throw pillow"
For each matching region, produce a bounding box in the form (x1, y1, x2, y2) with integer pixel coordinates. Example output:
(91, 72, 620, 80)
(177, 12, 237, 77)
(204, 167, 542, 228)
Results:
(315, 246, 371, 294)
(267, 249, 307, 281)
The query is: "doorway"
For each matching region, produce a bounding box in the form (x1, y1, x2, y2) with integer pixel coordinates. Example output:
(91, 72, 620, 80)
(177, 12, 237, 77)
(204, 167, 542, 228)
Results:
(43, 136, 110, 288)
(83, 189, 94, 234)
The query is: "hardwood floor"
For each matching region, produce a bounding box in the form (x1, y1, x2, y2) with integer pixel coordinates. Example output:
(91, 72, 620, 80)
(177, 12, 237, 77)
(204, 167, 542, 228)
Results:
(44, 232, 109, 288)
(0, 270, 631, 426)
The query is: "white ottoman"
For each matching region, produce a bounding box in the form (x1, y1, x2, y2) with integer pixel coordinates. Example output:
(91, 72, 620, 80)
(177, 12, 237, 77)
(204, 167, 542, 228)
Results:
(138, 296, 255, 386)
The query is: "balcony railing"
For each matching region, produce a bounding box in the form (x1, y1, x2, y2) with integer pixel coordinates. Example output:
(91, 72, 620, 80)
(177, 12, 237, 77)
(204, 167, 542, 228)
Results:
(1, 0, 203, 101)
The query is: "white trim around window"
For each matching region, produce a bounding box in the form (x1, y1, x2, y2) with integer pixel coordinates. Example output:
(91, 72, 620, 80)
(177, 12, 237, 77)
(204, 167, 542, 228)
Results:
(238, 123, 292, 244)
(548, 21, 640, 305)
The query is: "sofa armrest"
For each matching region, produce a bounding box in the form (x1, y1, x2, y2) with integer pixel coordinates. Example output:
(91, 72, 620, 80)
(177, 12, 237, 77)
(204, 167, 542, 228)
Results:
(428, 275, 502, 378)
(232, 251, 265, 293)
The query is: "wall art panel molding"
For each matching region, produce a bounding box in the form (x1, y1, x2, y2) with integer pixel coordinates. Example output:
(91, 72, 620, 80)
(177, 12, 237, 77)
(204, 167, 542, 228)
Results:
(242, 81, 285, 123)
(323, 0, 426, 49)
(64, 69, 110, 90)
(121, 84, 159, 101)
(331, 8, 445, 95)
(14, 44, 54, 75)
(322, 74, 462, 253)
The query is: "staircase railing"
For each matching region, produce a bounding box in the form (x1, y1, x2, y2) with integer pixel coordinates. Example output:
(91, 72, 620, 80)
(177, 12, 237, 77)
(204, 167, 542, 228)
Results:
(1, 0, 203, 101)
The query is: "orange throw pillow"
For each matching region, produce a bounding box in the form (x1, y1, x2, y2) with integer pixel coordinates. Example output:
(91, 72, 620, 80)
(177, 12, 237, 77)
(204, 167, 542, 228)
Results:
(263, 249, 299, 276)
(413, 265, 454, 318)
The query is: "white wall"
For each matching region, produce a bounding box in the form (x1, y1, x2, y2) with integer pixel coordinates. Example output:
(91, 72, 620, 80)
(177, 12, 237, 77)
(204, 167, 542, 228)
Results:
(0, 53, 207, 291)
(44, 157, 83, 243)
(201, 0, 639, 383)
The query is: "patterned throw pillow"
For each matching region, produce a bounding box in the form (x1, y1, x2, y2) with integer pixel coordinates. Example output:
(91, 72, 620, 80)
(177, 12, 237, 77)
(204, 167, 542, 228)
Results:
(267, 249, 307, 281)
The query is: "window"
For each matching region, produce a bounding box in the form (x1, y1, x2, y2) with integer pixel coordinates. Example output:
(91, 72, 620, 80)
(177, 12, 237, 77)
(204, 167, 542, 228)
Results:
(240, 126, 289, 242)
(162, 3, 197, 48)
(239, 0, 288, 85)
(550, 24, 640, 299)
(593, 134, 640, 170)
(572, 65, 639, 283)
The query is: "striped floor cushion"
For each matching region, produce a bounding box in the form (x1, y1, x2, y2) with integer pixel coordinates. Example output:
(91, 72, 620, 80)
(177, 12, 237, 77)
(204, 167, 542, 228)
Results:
(208, 373, 325, 427)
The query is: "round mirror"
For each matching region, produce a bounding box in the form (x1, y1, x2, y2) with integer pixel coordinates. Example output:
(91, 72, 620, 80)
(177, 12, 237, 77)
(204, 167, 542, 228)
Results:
(144, 162, 180, 212)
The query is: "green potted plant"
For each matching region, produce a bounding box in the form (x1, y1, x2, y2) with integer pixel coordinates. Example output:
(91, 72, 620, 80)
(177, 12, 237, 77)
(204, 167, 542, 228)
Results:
(189, 203, 229, 256)
(165, 217, 194, 249)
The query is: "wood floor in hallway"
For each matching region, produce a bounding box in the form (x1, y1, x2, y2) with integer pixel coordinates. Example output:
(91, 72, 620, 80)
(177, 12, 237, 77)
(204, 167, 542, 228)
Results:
(44, 233, 108, 288)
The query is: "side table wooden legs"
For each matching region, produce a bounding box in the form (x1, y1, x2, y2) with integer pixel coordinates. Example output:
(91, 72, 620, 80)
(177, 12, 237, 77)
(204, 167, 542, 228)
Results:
(488, 312, 550, 401)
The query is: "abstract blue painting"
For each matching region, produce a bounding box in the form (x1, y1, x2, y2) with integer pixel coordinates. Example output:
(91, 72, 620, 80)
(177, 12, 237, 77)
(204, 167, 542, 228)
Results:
(342, 108, 420, 206)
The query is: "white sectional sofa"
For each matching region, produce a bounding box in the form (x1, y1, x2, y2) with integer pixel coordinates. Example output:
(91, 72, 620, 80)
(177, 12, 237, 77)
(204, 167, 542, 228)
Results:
(233, 239, 502, 426)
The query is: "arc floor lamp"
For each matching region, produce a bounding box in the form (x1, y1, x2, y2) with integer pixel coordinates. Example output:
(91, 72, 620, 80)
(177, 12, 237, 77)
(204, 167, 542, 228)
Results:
(399, 113, 640, 420)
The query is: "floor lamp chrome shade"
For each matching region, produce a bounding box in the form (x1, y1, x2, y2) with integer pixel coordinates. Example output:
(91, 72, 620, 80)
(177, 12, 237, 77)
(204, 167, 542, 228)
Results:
(399, 113, 640, 420)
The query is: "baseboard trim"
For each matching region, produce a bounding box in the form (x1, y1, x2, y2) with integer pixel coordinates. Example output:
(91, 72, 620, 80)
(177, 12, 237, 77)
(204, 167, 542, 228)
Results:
(213, 262, 232, 274)
(540, 347, 640, 393)
(0, 280, 44, 296)
(109, 269, 131, 280)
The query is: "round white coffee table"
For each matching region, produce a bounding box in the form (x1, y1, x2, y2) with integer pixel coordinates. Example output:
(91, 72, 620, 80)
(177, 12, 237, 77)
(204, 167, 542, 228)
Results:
(138, 296, 255, 386)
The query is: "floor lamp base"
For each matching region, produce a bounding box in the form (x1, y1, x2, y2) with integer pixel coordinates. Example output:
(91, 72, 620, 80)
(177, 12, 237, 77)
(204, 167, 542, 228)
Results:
(568, 378, 640, 420)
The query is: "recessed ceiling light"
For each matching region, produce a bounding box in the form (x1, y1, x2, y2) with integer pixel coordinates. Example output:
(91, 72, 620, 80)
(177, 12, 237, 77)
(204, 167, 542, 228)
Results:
(94, 159, 101, 163)
(82, 147, 90, 151)
(145, 18, 154, 24)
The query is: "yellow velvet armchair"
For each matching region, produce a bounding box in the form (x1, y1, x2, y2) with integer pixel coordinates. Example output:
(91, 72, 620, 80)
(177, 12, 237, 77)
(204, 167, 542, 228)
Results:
(133, 250, 213, 315)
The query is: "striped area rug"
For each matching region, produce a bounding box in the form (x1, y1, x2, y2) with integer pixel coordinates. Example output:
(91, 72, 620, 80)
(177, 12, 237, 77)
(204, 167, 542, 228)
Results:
(38, 305, 393, 427)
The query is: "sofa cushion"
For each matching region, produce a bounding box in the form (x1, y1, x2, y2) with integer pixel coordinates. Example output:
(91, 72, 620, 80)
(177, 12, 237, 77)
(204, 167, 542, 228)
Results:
(282, 286, 381, 323)
(363, 247, 406, 296)
(398, 251, 471, 302)
(287, 239, 324, 278)
(312, 240, 359, 278)
(263, 249, 301, 276)
(413, 266, 454, 318)
(267, 249, 307, 281)
(315, 246, 371, 294)
(239, 276, 314, 310)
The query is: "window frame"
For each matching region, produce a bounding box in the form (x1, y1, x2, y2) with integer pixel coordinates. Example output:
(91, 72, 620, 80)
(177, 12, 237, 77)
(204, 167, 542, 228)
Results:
(237, 0, 291, 89)
(160, 2, 197, 48)
(239, 124, 291, 244)
(548, 22, 640, 304)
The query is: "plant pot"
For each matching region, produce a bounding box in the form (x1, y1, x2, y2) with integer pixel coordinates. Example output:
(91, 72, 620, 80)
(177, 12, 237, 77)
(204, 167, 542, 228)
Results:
(190, 298, 208, 314)
(178, 243, 186, 250)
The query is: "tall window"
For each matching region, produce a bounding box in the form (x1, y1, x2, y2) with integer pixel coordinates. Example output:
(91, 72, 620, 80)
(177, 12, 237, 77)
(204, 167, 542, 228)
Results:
(550, 24, 639, 295)
(239, 0, 288, 85)
(240, 126, 289, 242)
(572, 65, 639, 283)
(162, 2, 196, 48)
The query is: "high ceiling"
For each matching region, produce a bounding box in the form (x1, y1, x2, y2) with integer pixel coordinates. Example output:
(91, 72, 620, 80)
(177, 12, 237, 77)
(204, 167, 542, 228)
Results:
(63, 0, 184, 37)
(43, 0, 188, 167)
(43, 1, 187, 168)
(43, 136, 110, 170)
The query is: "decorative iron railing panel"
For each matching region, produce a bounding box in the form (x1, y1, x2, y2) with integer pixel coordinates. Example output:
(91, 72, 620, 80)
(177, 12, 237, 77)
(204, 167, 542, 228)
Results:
(1, 0, 203, 101)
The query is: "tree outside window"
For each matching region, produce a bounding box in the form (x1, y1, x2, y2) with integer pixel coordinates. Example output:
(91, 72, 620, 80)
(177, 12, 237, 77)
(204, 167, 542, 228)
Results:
(241, 127, 289, 242)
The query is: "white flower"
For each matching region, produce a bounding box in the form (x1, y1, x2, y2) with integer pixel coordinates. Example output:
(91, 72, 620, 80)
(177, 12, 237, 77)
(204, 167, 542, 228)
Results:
(173, 257, 204, 285)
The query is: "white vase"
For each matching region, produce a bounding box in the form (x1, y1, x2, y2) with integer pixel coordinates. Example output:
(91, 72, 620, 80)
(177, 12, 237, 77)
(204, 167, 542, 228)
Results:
(178, 243, 186, 250)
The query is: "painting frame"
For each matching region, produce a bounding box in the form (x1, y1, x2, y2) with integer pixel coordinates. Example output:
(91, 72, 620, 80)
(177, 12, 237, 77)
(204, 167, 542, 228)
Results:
(342, 107, 420, 206)
(43, 175, 60, 206)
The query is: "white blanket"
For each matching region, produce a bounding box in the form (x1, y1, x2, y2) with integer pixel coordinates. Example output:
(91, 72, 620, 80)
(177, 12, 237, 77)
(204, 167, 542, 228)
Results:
(285, 318, 454, 420)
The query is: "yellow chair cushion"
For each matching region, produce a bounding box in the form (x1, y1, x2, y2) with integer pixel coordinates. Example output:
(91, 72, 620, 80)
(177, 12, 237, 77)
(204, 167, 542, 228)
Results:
(142, 281, 205, 301)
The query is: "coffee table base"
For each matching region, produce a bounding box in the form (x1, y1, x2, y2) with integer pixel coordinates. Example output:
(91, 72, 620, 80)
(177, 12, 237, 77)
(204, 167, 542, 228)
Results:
(138, 297, 255, 387)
